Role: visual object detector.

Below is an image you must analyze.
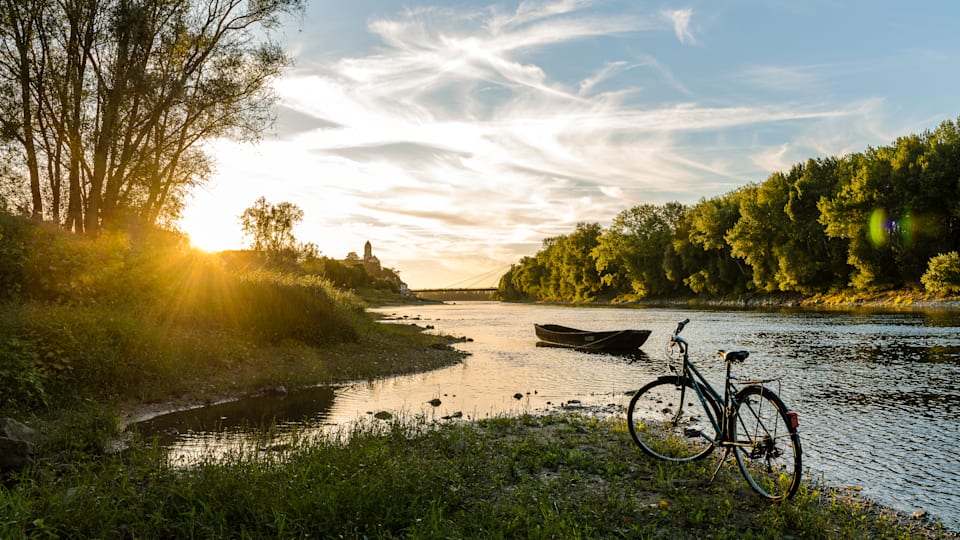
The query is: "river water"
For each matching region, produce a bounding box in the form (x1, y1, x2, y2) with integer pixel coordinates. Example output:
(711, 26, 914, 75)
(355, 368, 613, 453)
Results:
(136, 302, 960, 530)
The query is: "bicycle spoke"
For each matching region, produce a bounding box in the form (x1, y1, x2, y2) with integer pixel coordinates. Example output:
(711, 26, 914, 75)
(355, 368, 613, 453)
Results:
(628, 377, 719, 462)
(732, 386, 802, 500)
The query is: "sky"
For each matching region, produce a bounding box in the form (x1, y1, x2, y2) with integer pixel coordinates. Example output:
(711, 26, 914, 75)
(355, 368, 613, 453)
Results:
(178, 0, 960, 289)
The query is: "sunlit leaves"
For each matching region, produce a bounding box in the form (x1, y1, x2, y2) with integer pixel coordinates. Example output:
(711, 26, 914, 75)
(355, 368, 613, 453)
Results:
(499, 118, 960, 300)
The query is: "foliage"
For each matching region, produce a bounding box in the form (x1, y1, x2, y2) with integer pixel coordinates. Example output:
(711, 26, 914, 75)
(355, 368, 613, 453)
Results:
(593, 203, 685, 298)
(0, 0, 304, 232)
(921, 252, 960, 293)
(239, 196, 306, 260)
(500, 223, 608, 302)
(500, 119, 960, 301)
(0, 332, 46, 412)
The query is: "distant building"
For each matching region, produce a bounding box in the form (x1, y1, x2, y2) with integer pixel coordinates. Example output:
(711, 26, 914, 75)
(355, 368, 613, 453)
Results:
(342, 241, 404, 287)
(361, 241, 381, 275)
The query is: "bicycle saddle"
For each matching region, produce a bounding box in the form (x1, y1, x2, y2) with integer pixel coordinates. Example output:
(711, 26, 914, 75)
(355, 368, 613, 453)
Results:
(717, 349, 750, 363)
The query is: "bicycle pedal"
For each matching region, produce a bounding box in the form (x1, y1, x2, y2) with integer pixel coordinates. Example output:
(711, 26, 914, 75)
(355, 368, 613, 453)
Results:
(684, 428, 701, 438)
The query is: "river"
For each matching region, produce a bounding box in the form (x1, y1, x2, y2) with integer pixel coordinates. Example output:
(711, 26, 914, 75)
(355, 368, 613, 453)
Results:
(137, 302, 960, 530)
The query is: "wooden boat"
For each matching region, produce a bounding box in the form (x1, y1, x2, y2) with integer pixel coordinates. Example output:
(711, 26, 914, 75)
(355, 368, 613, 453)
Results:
(534, 324, 651, 352)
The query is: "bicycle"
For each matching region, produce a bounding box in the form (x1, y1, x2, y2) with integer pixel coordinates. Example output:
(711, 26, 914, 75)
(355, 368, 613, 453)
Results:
(627, 318, 802, 500)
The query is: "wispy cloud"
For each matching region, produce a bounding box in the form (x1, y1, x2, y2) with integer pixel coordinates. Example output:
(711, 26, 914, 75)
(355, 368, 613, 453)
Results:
(191, 1, 901, 287)
(663, 8, 696, 45)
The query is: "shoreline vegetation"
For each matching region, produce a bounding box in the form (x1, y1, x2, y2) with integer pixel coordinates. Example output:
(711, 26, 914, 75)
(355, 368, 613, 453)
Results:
(496, 121, 960, 307)
(0, 215, 955, 537)
(568, 290, 960, 311)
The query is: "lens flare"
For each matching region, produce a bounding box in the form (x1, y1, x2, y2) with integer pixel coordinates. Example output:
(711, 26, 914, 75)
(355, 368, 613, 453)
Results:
(868, 208, 889, 247)
(899, 210, 914, 247)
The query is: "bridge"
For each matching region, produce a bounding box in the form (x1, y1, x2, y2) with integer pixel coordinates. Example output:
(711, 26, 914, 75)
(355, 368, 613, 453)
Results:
(410, 288, 498, 301)
(410, 265, 507, 301)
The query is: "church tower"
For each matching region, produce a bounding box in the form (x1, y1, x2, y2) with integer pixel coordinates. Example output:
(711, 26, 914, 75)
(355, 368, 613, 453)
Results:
(364, 241, 373, 260)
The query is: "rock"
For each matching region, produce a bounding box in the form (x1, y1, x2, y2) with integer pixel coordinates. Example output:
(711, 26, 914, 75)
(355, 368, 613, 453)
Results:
(513, 393, 524, 400)
(0, 418, 37, 472)
(912, 509, 928, 519)
(427, 398, 442, 407)
(264, 385, 288, 397)
(374, 411, 393, 420)
(0, 437, 33, 471)
(1, 418, 38, 443)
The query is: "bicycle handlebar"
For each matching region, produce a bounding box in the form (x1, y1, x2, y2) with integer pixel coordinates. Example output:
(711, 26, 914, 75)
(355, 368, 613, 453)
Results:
(670, 319, 690, 354)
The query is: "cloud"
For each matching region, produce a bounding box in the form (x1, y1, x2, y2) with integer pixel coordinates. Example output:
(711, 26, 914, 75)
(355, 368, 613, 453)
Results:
(197, 1, 895, 287)
(663, 8, 696, 45)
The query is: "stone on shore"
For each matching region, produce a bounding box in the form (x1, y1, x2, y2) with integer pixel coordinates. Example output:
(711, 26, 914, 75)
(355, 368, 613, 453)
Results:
(0, 418, 38, 472)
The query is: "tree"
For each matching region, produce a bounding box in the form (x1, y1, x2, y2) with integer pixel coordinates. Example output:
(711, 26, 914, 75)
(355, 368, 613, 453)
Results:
(0, 0, 304, 233)
(726, 174, 797, 293)
(921, 252, 960, 293)
(818, 123, 960, 291)
(593, 203, 685, 298)
(675, 193, 748, 295)
(239, 197, 304, 259)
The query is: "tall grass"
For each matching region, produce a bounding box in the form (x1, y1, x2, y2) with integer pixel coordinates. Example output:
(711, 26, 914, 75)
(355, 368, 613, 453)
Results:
(0, 213, 373, 416)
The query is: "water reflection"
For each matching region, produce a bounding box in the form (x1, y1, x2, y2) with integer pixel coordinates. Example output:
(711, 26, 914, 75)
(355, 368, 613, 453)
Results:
(135, 387, 338, 461)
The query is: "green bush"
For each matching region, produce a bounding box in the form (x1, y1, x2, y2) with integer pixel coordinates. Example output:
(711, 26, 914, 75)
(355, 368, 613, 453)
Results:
(0, 331, 47, 412)
(0, 212, 27, 300)
(0, 212, 372, 414)
(921, 251, 960, 293)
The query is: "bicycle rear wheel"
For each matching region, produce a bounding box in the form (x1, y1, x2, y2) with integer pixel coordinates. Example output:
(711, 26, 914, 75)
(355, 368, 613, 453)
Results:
(732, 385, 802, 500)
(627, 376, 720, 462)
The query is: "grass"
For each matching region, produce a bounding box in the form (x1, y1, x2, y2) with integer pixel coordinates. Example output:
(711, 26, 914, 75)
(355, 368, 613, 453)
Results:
(2, 413, 952, 539)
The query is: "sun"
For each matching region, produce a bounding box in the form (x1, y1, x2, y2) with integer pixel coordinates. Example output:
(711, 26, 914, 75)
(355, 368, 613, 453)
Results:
(180, 204, 245, 253)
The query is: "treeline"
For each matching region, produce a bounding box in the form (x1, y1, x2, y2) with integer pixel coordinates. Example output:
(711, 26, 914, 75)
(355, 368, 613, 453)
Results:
(499, 119, 960, 302)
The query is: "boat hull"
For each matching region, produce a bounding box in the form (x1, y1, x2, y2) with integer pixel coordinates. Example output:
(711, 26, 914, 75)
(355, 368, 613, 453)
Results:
(534, 324, 650, 352)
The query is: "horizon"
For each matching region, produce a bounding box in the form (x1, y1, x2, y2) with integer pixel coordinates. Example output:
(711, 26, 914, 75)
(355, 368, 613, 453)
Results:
(178, 1, 960, 289)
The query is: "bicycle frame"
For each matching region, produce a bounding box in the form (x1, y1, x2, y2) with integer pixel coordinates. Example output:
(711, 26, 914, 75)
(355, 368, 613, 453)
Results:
(668, 324, 747, 448)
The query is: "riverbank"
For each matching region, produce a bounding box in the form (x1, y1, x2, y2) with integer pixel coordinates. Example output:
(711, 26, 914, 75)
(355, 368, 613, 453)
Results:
(3, 412, 954, 538)
(112, 319, 468, 427)
(572, 289, 960, 311)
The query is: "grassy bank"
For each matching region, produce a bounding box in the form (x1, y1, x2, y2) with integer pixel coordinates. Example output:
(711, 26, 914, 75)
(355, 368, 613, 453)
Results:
(2, 413, 953, 538)
(0, 213, 465, 426)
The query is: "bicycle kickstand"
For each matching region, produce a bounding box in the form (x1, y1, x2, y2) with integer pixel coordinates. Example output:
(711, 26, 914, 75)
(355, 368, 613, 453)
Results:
(710, 448, 733, 483)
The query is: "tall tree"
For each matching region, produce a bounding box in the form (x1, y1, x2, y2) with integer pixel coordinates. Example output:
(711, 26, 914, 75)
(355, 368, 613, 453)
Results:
(726, 174, 793, 292)
(0, 0, 45, 219)
(0, 0, 303, 232)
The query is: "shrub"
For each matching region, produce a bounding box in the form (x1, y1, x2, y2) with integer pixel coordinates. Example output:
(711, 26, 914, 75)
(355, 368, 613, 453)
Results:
(0, 332, 47, 413)
(921, 252, 960, 293)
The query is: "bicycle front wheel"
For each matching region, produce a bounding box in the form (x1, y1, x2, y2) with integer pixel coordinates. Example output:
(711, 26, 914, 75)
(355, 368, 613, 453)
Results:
(627, 376, 720, 462)
(732, 385, 802, 500)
